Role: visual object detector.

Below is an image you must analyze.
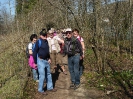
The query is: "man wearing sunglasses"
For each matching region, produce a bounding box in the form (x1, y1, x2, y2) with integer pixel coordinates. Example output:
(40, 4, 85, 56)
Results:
(63, 28, 83, 90)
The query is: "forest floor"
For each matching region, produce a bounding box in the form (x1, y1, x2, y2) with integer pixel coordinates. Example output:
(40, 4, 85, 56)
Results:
(24, 66, 111, 99)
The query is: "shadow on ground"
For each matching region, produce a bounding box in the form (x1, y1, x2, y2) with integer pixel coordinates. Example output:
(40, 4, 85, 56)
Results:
(23, 66, 110, 99)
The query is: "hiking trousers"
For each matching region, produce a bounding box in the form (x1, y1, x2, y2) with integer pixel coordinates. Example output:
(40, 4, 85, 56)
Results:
(68, 53, 80, 85)
(37, 58, 53, 92)
(32, 69, 38, 81)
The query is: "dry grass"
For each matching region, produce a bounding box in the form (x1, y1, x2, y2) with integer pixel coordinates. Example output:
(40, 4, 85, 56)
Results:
(0, 31, 29, 99)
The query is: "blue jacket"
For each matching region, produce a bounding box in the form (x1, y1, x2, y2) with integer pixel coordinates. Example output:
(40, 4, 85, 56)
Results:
(33, 38, 50, 64)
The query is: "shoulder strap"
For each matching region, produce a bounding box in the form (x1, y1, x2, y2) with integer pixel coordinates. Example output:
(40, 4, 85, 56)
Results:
(32, 43, 35, 51)
(80, 36, 81, 41)
(32, 39, 41, 51)
(72, 37, 78, 52)
(64, 38, 67, 43)
(38, 39, 41, 48)
(72, 37, 77, 43)
(77, 36, 81, 41)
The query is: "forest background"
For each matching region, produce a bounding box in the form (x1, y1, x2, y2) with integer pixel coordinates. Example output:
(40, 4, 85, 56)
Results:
(0, 0, 133, 99)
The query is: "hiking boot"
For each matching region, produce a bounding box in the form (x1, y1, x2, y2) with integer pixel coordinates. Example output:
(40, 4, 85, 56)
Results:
(70, 83, 75, 89)
(36, 80, 39, 82)
(38, 92, 48, 95)
(48, 88, 57, 92)
(74, 84, 80, 90)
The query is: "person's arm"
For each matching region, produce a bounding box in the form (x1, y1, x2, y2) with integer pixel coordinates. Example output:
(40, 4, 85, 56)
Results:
(33, 40, 40, 64)
(55, 36, 64, 43)
(46, 40, 51, 64)
(62, 40, 67, 56)
(80, 37, 85, 58)
(28, 43, 33, 55)
(29, 50, 32, 55)
(81, 41, 85, 58)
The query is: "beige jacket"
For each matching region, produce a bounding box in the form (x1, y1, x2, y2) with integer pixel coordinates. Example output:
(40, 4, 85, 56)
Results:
(47, 37, 61, 53)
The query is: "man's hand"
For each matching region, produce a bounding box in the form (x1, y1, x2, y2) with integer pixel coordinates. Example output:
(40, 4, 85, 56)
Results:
(34, 64, 37, 68)
(80, 56, 82, 60)
(82, 54, 85, 58)
(48, 59, 51, 64)
(80, 55, 84, 60)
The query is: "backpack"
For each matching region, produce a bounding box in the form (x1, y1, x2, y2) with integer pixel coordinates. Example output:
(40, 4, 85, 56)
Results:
(64, 37, 77, 56)
(26, 39, 41, 58)
(77, 36, 82, 42)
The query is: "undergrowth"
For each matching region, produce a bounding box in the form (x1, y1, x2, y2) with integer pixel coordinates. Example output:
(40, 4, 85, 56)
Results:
(84, 48, 133, 99)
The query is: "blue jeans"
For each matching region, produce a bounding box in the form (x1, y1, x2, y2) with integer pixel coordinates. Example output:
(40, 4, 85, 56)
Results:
(32, 69, 38, 81)
(37, 58, 53, 92)
(68, 54, 80, 85)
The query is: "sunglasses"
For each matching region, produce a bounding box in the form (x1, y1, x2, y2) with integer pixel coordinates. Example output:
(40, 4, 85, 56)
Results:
(66, 32, 71, 34)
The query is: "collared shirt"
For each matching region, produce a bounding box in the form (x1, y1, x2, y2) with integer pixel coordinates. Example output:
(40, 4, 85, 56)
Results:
(47, 36, 61, 51)
(77, 35, 84, 42)
(28, 43, 33, 50)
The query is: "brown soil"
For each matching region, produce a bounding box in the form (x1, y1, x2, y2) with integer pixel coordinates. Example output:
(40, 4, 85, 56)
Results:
(24, 66, 110, 99)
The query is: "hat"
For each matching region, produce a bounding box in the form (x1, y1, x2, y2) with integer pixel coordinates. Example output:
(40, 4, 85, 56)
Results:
(65, 28, 72, 32)
(40, 32, 47, 37)
(40, 30, 47, 36)
(51, 28, 55, 31)
(40, 28, 46, 35)
(48, 30, 54, 34)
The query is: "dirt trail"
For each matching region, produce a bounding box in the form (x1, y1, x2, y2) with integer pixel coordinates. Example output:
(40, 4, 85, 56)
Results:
(30, 66, 110, 99)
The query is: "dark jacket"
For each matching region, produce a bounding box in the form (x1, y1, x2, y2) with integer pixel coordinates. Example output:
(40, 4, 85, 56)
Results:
(33, 38, 50, 64)
(63, 36, 83, 57)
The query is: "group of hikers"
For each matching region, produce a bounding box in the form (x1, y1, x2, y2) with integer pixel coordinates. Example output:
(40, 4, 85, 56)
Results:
(27, 28, 85, 95)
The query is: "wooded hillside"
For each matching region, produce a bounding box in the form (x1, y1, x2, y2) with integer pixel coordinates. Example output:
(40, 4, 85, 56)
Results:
(0, 0, 133, 98)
